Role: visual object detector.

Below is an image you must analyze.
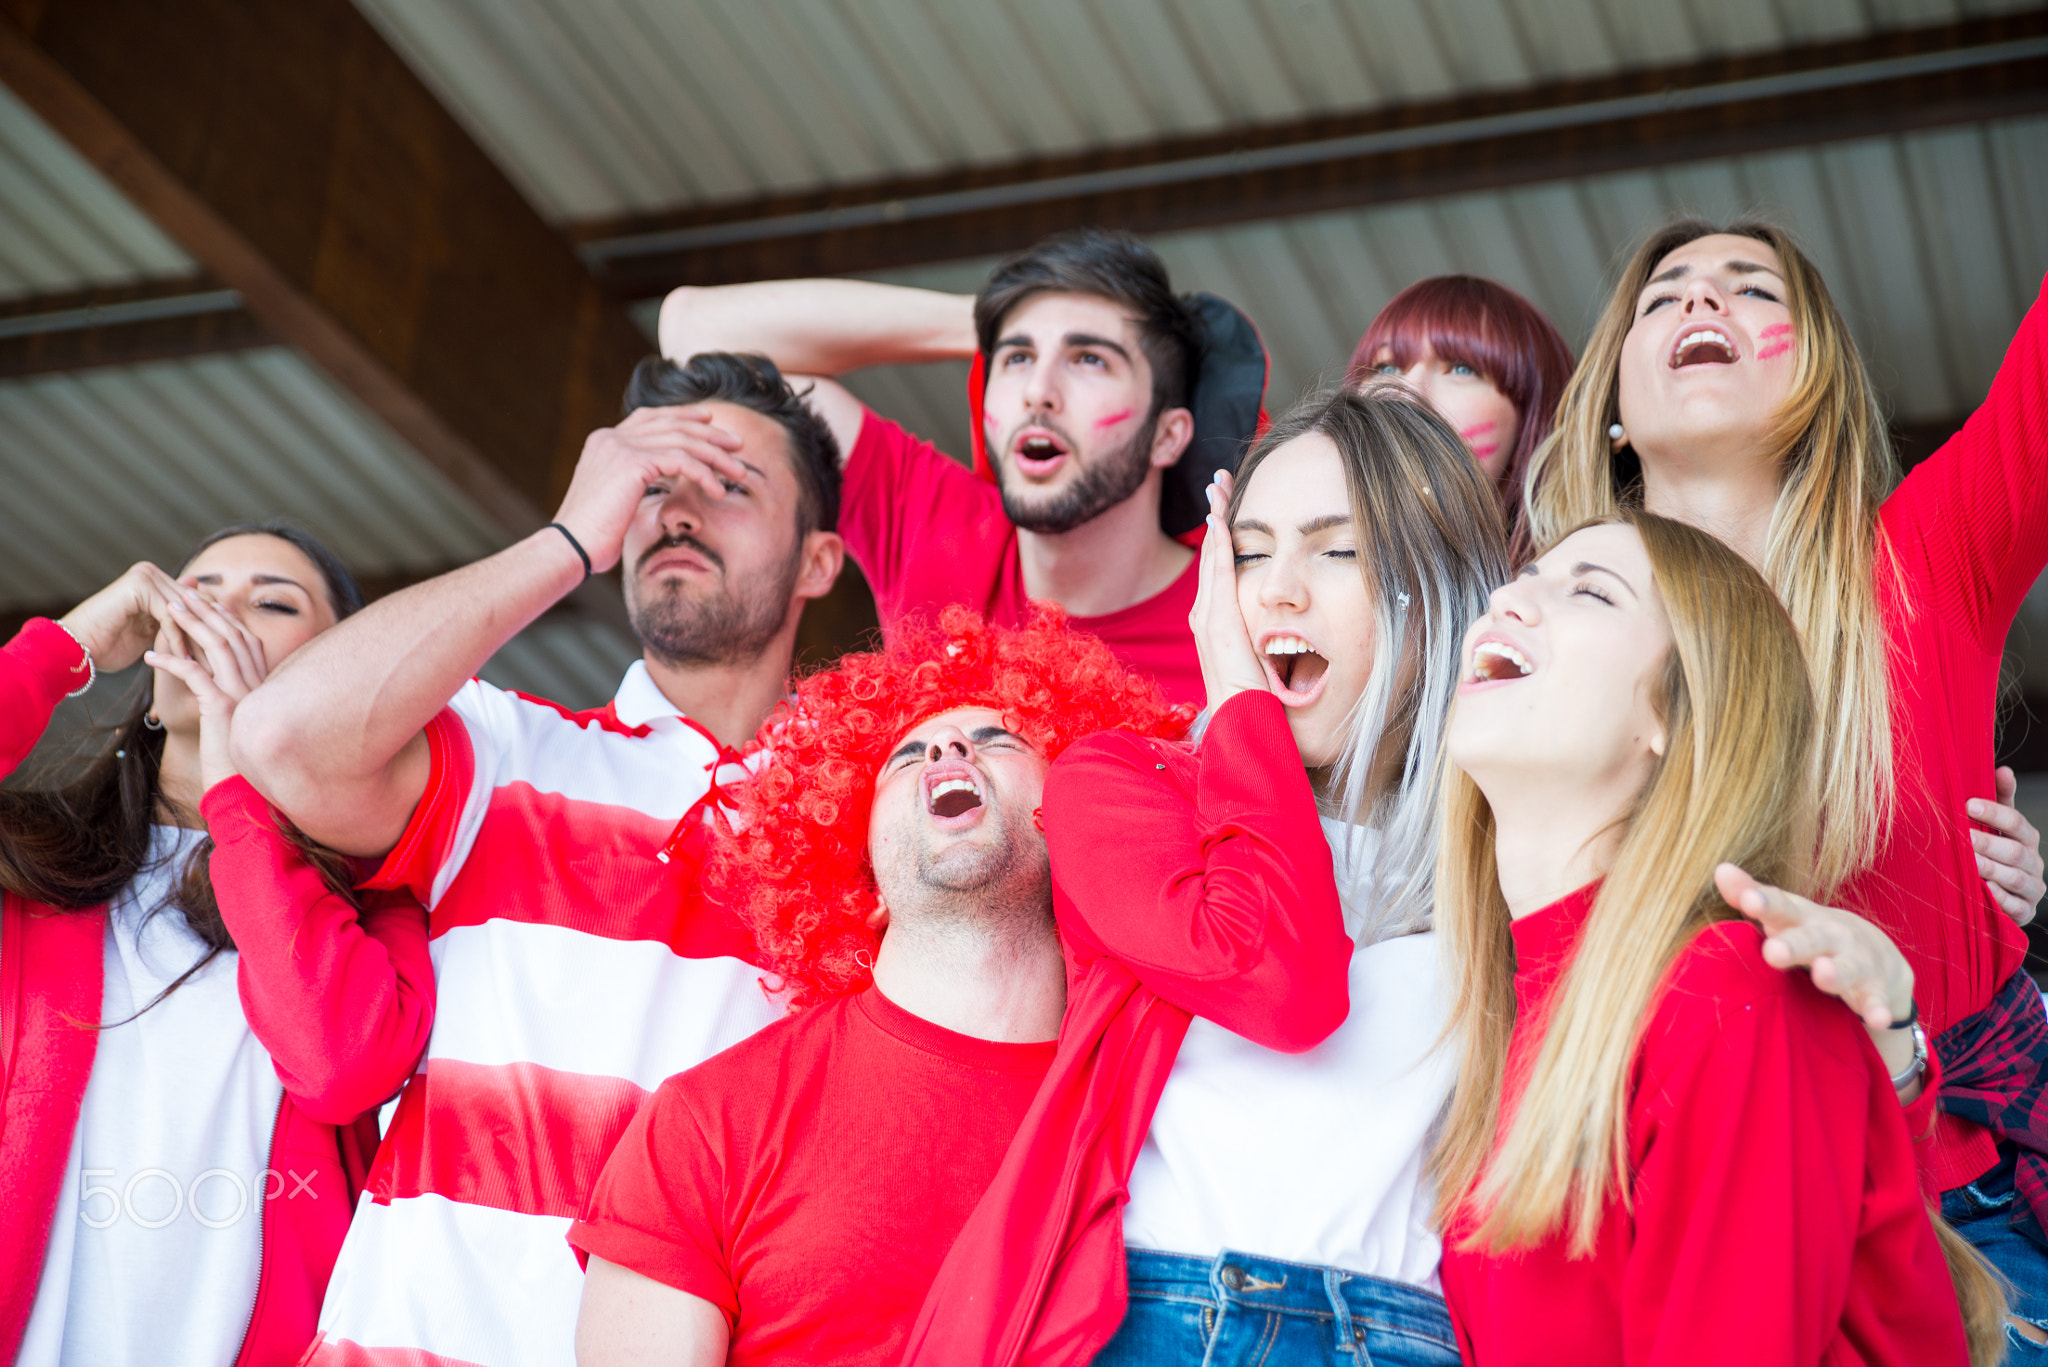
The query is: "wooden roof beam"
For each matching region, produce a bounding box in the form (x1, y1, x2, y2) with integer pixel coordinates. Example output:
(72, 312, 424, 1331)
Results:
(0, 0, 652, 541)
(574, 9, 2048, 295)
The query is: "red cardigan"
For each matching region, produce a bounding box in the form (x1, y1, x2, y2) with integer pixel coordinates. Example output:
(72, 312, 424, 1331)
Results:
(0, 619, 436, 1366)
(901, 690, 1353, 1366)
(1439, 885, 1966, 1367)
(1849, 272, 2048, 1190)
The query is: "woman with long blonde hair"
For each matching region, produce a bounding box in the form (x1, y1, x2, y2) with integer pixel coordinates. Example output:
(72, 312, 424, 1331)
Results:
(1525, 222, 2048, 1307)
(1434, 509, 1992, 1365)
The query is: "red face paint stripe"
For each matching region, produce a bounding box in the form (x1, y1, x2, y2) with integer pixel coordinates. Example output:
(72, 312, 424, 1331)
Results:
(1092, 408, 1133, 430)
(368, 1059, 651, 1219)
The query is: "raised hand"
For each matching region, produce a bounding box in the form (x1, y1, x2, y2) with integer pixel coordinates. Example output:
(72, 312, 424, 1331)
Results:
(1189, 471, 1268, 712)
(1968, 767, 2045, 927)
(551, 406, 749, 574)
(144, 590, 272, 793)
(57, 560, 185, 674)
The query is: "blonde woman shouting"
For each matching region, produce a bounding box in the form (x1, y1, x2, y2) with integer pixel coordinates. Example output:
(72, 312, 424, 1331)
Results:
(1527, 225, 2048, 1318)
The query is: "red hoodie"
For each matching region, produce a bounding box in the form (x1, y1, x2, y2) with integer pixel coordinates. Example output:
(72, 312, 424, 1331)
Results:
(0, 618, 436, 1366)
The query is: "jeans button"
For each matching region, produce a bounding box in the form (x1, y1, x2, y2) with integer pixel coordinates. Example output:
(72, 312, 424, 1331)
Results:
(1219, 1264, 1248, 1291)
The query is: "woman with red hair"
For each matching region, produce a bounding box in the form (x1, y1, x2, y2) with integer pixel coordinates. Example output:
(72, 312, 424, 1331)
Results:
(1348, 275, 1575, 563)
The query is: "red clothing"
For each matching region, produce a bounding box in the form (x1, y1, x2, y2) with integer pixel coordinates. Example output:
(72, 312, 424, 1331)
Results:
(0, 619, 435, 1367)
(1849, 272, 2048, 1189)
(570, 986, 1054, 1367)
(901, 691, 1353, 1366)
(841, 408, 1206, 707)
(1439, 885, 1967, 1367)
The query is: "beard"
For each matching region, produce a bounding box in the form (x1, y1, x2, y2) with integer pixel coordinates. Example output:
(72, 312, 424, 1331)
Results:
(993, 413, 1158, 535)
(628, 531, 800, 668)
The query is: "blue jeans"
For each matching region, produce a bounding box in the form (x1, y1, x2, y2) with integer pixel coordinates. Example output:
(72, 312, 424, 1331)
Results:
(1094, 1248, 1462, 1367)
(1944, 1146, 2048, 1357)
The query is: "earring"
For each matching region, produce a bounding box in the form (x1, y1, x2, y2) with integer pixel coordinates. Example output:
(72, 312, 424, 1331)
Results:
(854, 947, 874, 971)
(1608, 423, 1626, 442)
(143, 714, 164, 731)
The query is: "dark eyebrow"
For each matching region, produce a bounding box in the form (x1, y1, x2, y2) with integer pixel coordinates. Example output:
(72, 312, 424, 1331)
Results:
(1299, 513, 1352, 536)
(1648, 263, 1690, 286)
(1231, 518, 1271, 536)
(887, 737, 927, 765)
(190, 572, 309, 592)
(1064, 332, 1132, 363)
(1572, 561, 1639, 599)
(995, 332, 1032, 352)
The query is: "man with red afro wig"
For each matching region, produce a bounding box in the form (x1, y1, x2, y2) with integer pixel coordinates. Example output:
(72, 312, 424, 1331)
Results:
(570, 605, 1189, 1367)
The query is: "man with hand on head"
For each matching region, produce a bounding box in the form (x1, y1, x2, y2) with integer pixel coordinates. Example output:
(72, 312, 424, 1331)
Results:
(657, 228, 1267, 708)
(571, 607, 1189, 1367)
(230, 353, 844, 1367)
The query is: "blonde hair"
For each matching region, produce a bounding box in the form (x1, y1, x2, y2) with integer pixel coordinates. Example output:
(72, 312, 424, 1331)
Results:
(1522, 220, 1895, 891)
(1431, 509, 2007, 1364)
(1433, 509, 1815, 1251)
(1226, 383, 1508, 943)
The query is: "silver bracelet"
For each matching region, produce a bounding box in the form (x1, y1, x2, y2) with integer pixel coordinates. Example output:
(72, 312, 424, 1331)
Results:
(48, 619, 96, 697)
(1889, 1020, 1929, 1091)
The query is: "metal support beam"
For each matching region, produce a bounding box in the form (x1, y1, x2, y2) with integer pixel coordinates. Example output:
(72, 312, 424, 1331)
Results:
(0, 276, 273, 379)
(574, 11, 2048, 296)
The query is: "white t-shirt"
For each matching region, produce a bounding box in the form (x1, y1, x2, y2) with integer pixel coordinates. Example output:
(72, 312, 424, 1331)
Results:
(1120, 823, 1454, 1288)
(18, 825, 284, 1367)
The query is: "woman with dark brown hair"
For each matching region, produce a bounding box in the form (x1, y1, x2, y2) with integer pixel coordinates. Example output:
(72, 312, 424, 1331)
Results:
(0, 524, 435, 1367)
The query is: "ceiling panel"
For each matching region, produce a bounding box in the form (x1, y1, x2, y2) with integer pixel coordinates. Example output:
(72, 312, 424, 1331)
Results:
(0, 348, 506, 608)
(0, 83, 193, 302)
(352, 0, 2043, 224)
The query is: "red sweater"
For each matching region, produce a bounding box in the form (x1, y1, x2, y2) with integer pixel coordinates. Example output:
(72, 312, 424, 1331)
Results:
(1850, 272, 2048, 1189)
(0, 619, 435, 1366)
(900, 691, 1353, 1366)
(1439, 885, 1966, 1367)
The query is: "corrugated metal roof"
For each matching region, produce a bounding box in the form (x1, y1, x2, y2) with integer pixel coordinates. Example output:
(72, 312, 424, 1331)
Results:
(0, 81, 193, 301)
(806, 116, 2048, 466)
(351, 0, 2044, 224)
(0, 344, 644, 711)
(0, 346, 506, 607)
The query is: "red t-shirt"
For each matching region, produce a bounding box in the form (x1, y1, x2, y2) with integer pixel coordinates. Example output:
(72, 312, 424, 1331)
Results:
(841, 408, 1205, 707)
(1439, 885, 1965, 1367)
(569, 986, 1056, 1367)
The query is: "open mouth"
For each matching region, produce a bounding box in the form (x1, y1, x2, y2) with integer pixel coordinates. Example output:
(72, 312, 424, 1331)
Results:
(1262, 633, 1331, 706)
(1671, 325, 1739, 368)
(1467, 639, 1533, 684)
(1012, 430, 1071, 477)
(923, 763, 986, 822)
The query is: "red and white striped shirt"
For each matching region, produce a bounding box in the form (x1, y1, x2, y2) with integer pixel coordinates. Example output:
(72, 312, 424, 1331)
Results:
(307, 665, 781, 1367)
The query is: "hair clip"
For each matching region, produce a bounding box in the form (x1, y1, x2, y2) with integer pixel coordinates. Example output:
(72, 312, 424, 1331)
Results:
(1397, 591, 1412, 610)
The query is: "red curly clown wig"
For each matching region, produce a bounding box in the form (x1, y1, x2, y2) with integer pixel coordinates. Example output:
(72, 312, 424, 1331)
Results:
(709, 604, 1193, 1008)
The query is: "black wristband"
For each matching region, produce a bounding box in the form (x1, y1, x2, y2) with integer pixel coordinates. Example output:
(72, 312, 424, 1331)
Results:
(547, 522, 592, 582)
(1887, 999, 1919, 1030)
